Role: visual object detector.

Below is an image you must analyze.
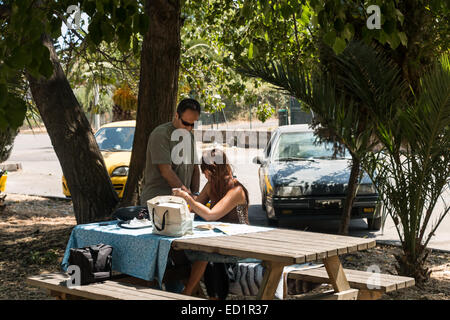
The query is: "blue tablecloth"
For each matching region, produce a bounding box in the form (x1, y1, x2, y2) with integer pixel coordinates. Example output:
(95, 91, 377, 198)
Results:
(61, 220, 272, 286)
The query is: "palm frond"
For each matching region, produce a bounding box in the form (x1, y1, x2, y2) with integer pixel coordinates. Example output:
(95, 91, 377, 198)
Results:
(236, 59, 313, 103)
(334, 41, 408, 120)
(236, 44, 382, 158)
(412, 55, 450, 156)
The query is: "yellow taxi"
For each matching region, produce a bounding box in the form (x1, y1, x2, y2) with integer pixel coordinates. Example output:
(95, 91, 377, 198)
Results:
(62, 120, 136, 198)
(0, 170, 7, 193)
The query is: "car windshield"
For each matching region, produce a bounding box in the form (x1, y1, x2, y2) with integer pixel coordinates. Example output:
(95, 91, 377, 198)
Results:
(272, 132, 349, 161)
(95, 127, 135, 151)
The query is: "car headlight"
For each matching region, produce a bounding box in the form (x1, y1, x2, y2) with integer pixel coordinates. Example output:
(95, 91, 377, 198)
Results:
(276, 186, 302, 197)
(356, 184, 376, 195)
(111, 166, 129, 177)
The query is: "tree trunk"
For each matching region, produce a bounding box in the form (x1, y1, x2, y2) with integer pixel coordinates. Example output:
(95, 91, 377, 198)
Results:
(26, 34, 119, 224)
(121, 0, 181, 206)
(395, 244, 431, 285)
(338, 156, 360, 235)
(0, 127, 18, 163)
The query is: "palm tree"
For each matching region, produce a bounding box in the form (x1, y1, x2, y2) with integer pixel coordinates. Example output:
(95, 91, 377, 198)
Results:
(237, 43, 450, 283)
(237, 41, 402, 235)
(362, 55, 450, 283)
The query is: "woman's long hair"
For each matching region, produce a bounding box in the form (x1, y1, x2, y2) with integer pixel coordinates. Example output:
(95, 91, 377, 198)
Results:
(200, 149, 249, 206)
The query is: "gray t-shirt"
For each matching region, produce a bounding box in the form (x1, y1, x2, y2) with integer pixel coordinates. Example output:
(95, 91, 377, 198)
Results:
(141, 122, 197, 205)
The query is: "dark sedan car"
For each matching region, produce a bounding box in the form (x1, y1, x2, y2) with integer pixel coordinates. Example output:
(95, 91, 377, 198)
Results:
(253, 124, 382, 230)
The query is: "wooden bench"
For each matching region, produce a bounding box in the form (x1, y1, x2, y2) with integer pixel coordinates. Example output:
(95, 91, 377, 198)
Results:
(287, 266, 415, 300)
(27, 273, 204, 300)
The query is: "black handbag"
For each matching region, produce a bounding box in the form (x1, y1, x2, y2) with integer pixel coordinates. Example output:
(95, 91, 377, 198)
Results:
(68, 244, 113, 285)
(112, 206, 148, 221)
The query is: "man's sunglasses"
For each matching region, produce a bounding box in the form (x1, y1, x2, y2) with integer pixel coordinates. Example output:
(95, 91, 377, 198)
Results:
(179, 117, 195, 127)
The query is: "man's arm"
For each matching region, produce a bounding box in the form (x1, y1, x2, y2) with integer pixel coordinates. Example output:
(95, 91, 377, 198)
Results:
(157, 164, 190, 193)
(190, 165, 200, 194)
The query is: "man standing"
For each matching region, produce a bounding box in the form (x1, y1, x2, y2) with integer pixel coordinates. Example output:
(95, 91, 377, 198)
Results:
(141, 98, 201, 206)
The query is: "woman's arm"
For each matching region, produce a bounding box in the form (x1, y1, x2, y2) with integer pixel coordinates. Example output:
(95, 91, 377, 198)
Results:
(195, 182, 210, 205)
(174, 186, 246, 221)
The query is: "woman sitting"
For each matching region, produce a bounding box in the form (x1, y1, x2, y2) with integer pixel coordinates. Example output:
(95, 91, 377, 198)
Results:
(172, 149, 249, 297)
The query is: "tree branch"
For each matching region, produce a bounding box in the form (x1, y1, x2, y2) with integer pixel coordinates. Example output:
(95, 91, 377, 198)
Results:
(54, 10, 86, 43)
(292, 12, 302, 61)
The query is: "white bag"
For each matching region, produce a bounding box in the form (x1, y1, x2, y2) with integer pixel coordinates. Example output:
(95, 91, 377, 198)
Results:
(147, 196, 194, 237)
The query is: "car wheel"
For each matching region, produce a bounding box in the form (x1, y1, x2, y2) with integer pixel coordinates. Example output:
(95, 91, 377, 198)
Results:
(367, 217, 382, 231)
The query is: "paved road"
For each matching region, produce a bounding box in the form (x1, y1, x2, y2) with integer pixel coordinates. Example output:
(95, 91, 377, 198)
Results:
(4, 134, 63, 197)
(3, 133, 450, 251)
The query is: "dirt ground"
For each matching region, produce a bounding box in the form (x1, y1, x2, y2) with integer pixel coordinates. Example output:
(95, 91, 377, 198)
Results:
(0, 193, 449, 300)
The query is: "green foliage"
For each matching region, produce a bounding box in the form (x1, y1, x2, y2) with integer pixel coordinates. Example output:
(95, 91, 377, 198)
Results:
(215, 0, 318, 65)
(256, 102, 274, 123)
(188, 0, 448, 122)
(0, 0, 47, 130)
(1, 0, 447, 131)
(58, 20, 142, 116)
(237, 40, 413, 236)
(180, 1, 288, 115)
(308, 0, 447, 54)
(237, 41, 399, 159)
(230, 0, 449, 277)
(1, 0, 296, 128)
(362, 55, 450, 282)
(213, 0, 448, 94)
(75, 85, 113, 114)
(238, 43, 450, 279)
(310, 0, 448, 88)
(0, 0, 147, 130)
(0, 88, 27, 130)
(178, 35, 236, 113)
(78, 0, 147, 53)
(28, 249, 60, 265)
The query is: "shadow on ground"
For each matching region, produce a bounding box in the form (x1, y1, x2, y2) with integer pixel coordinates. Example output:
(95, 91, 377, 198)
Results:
(0, 194, 75, 299)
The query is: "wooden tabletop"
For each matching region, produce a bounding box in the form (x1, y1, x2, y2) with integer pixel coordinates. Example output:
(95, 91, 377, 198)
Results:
(171, 227, 376, 264)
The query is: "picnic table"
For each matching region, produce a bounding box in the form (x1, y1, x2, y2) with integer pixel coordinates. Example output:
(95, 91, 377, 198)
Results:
(29, 220, 413, 300)
(172, 227, 376, 300)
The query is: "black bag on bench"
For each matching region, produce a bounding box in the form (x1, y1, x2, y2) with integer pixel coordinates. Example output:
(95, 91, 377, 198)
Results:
(68, 244, 113, 285)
